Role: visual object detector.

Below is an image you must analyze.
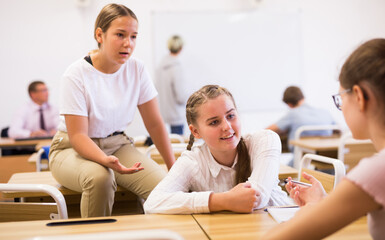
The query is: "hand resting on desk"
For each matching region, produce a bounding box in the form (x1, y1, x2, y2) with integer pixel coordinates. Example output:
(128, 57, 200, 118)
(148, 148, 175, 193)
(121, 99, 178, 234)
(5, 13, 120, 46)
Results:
(209, 182, 261, 213)
(285, 172, 326, 206)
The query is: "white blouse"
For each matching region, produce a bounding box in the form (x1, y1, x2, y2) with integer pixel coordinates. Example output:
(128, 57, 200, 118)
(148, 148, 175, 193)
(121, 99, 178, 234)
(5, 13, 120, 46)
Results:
(144, 130, 290, 214)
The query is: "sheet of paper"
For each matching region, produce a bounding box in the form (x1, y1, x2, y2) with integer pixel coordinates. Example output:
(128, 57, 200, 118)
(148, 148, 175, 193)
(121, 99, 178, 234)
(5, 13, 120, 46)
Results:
(267, 207, 299, 223)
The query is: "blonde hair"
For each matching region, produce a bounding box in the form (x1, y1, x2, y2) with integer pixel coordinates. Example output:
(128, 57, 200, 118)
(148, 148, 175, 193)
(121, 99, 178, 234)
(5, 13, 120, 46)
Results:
(186, 85, 251, 184)
(168, 35, 184, 54)
(94, 4, 137, 48)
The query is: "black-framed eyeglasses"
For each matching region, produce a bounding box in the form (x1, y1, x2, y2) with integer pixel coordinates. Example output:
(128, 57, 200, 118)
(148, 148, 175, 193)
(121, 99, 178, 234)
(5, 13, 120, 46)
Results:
(332, 88, 351, 110)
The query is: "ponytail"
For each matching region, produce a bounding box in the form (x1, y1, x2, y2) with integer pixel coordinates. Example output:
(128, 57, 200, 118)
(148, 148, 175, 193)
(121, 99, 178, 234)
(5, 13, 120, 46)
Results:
(235, 137, 251, 184)
(187, 134, 195, 150)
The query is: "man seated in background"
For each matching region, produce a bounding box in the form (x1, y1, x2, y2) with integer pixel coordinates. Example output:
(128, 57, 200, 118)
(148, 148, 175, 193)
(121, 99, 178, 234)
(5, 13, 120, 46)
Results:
(267, 86, 335, 153)
(8, 80, 59, 139)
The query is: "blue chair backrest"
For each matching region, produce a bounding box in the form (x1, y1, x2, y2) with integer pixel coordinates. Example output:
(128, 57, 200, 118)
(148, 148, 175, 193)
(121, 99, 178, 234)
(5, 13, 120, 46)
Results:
(41, 145, 50, 159)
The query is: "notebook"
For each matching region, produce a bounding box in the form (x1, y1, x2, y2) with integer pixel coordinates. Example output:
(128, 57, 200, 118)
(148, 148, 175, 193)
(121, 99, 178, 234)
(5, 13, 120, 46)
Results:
(266, 206, 300, 223)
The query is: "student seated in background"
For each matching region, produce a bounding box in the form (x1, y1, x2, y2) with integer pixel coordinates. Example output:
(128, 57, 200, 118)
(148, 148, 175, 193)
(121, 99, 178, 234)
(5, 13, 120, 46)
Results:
(144, 85, 290, 214)
(265, 39, 385, 240)
(8, 80, 59, 139)
(266, 86, 335, 152)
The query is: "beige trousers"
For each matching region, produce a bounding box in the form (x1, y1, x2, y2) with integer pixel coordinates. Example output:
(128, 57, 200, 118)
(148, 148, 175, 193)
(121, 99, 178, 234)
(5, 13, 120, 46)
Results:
(49, 131, 166, 218)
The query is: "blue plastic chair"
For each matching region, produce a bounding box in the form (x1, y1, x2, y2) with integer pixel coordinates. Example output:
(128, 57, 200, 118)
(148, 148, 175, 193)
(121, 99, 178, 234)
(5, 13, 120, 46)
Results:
(36, 145, 50, 172)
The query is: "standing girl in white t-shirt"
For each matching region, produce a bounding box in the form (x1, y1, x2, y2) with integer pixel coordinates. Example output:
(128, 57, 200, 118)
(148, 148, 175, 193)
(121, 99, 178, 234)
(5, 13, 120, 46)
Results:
(144, 85, 290, 214)
(49, 3, 175, 218)
(265, 39, 385, 239)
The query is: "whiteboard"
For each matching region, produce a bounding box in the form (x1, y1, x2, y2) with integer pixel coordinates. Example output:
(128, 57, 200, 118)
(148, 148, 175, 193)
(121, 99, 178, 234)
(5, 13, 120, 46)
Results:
(152, 10, 303, 111)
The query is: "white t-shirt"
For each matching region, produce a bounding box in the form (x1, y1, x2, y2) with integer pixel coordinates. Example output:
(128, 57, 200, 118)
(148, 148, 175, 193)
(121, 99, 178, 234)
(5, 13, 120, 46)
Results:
(58, 57, 157, 138)
(144, 130, 290, 214)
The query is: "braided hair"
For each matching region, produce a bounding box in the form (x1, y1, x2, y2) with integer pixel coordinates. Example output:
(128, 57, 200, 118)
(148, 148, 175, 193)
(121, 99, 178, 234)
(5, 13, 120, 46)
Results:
(185, 85, 251, 183)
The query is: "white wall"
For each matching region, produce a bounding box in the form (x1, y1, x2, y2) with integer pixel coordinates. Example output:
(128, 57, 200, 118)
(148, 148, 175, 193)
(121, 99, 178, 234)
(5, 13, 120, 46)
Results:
(1, 0, 384, 137)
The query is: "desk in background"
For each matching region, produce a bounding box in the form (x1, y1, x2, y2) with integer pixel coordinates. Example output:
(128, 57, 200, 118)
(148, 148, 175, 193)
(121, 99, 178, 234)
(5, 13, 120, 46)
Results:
(290, 137, 341, 153)
(0, 137, 52, 156)
(0, 137, 52, 150)
(290, 137, 376, 170)
(0, 155, 35, 184)
(0, 138, 52, 184)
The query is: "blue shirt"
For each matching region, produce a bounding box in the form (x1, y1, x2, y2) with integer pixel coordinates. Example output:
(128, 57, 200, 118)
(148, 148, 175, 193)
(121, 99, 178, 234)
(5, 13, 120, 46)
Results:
(276, 103, 335, 151)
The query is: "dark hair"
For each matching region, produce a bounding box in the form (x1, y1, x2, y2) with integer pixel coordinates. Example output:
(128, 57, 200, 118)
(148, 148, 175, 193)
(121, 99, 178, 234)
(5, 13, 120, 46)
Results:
(28, 80, 45, 95)
(339, 38, 385, 113)
(282, 86, 304, 106)
(186, 85, 251, 184)
(94, 4, 137, 48)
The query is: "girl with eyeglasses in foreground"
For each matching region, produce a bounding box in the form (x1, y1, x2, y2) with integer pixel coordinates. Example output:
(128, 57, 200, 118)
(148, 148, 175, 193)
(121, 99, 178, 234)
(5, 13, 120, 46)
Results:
(144, 85, 290, 214)
(265, 38, 385, 239)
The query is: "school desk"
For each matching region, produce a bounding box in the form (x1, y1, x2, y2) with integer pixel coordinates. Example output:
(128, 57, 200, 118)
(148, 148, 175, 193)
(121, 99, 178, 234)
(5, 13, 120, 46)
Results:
(192, 211, 371, 240)
(0, 155, 35, 184)
(0, 137, 52, 185)
(290, 137, 341, 153)
(290, 137, 375, 170)
(0, 137, 52, 149)
(0, 137, 52, 158)
(0, 214, 206, 240)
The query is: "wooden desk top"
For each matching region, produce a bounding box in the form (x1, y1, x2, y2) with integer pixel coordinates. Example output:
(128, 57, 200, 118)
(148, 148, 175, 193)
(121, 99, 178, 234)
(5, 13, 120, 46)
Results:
(290, 137, 373, 152)
(0, 155, 35, 184)
(193, 210, 275, 239)
(0, 214, 206, 240)
(193, 211, 371, 239)
(0, 137, 52, 149)
(290, 137, 341, 151)
(278, 164, 298, 180)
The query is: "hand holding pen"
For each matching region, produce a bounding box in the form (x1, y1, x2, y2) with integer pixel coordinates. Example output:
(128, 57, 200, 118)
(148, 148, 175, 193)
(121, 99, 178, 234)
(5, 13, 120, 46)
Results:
(285, 172, 327, 206)
(284, 178, 312, 187)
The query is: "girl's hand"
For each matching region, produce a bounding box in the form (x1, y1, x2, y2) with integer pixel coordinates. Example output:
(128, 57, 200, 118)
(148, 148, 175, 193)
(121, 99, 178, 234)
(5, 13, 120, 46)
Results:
(286, 172, 327, 206)
(225, 182, 261, 213)
(104, 155, 144, 174)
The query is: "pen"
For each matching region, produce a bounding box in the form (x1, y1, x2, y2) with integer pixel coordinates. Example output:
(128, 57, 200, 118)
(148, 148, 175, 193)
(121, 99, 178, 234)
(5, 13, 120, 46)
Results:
(46, 218, 116, 226)
(264, 205, 299, 212)
(284, 178, 312, 187)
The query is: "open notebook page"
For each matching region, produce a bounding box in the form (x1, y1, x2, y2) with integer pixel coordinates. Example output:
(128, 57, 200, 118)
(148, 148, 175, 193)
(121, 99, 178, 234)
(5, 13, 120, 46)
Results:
(267, 206, 300, 223)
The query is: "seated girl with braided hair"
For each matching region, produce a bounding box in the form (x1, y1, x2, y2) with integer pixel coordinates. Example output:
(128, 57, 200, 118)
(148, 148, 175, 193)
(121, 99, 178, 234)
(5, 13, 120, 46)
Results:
(144, 85, 290, 214)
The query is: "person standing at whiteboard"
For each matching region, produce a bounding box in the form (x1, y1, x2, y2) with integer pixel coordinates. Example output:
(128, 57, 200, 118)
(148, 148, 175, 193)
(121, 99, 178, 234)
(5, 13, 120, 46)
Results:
(155, 35, 188, 135)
